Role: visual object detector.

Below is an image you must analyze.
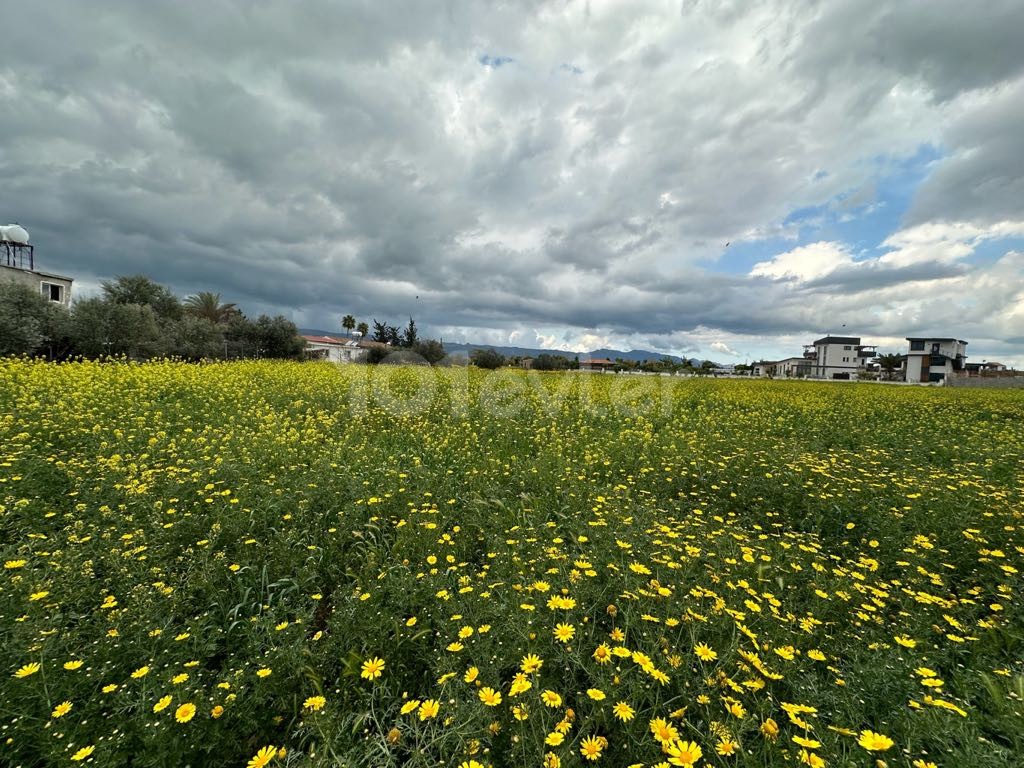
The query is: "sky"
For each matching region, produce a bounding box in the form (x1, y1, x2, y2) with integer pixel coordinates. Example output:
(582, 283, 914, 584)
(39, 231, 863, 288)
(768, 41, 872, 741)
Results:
(2, 0, 1024, 365)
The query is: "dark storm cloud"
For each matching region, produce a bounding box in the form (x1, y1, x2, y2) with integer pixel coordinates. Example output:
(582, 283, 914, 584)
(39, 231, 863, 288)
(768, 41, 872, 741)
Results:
(0, 0, 1022, 361)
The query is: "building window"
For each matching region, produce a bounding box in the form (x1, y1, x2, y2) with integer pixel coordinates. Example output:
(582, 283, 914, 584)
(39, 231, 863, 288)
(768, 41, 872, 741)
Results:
(931, 342, 941, 354)
(40, 282, 63, 302)
(909, 340, 925, 351)
(843, 345, 851, 350)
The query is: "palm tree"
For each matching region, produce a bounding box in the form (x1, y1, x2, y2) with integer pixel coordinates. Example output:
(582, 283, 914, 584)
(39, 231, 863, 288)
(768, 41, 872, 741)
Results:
(341, 314, 356, 336)
(874, 352, 903, 381)
(184, 292, 238, 324)
(356, 321, 369, 338)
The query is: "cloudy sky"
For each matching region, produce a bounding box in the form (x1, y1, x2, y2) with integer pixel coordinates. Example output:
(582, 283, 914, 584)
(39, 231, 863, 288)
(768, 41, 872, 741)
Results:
(3, 0, 1024, 364)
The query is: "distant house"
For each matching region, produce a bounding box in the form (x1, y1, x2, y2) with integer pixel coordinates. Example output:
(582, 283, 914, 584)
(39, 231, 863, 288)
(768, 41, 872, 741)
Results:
(905, 337, 968, 383)
(752, 357, 810, 378)
(775, 356, 811, 377)
(2, 225, 73, 307)
(302, 335, 387, 363)
(579, 357, 615, 372)
(0, 263, 73, 306)
(964, 361, 1007, 375)
(803, 336, 876, 380)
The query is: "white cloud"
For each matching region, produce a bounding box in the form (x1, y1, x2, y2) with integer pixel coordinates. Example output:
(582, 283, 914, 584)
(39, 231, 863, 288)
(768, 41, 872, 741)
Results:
(710, 341, 741, 357)
(535, 333, 558, 349)
(750, 242, 855, 282)
(879, 220, 1024, 267)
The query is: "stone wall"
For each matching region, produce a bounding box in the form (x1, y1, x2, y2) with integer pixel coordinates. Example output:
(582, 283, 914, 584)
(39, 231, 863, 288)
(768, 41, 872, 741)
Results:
(947, 375, 1024, 389)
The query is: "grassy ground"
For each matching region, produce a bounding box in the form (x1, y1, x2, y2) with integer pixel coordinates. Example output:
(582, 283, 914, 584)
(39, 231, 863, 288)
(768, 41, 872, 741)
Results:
(1, 359, 1022, 767)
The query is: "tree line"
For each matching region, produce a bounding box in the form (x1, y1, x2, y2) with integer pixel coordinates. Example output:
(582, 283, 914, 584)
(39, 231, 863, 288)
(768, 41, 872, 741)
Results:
(466, 349, 720, 373)
(338, 314, 448, 365)
(0, 276, 305, 360)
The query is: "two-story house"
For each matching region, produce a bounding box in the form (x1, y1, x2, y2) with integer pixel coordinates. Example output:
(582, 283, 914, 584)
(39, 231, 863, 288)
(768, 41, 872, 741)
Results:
(803, 336, 876, 380)
(905, 337, 968, 383)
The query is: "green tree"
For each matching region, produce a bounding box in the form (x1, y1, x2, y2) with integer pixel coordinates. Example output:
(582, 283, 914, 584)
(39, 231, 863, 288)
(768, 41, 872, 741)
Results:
(874, 352, 904, 381)
(342, 314, 356, 336)
(372, 320, 390, 344)
(223, 313, 257, 359)
(184, 291, 238, 323)
(252, 315, 305, 359)
(412, 339, 446, 365)
(371, 319, 401, 345)
(403, 317, 418, 348)
(470, 348, 505, 370)
(173, 316, 224, 360)
(101, 275, 182, 320)
(356, 321, 369, 338)
(71, 298, 168, 359)
(532, 354, 569, 371)
(0, 282, 49, 356)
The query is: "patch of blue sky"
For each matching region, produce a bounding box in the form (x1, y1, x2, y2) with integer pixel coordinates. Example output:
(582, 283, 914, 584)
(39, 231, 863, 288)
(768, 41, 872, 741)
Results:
(709, 143, 943, 274)
(479, 54, 514, 68)
(969, 235, 1024, 265)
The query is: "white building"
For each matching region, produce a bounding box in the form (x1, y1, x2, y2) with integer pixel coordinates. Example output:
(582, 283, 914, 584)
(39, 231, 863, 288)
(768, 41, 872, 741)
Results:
(804, 336, 876, 380)
(752, 357, 811, 377)
(775, 356, 811, 377)
(302, 334, 375, 363)
(905, 337, 968, 383)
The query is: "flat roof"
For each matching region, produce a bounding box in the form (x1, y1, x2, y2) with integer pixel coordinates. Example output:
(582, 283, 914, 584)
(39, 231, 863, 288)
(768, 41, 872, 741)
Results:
(0, 263, 74, 282)
(906, 337, 968, 344)
(813, 335, 860, 345)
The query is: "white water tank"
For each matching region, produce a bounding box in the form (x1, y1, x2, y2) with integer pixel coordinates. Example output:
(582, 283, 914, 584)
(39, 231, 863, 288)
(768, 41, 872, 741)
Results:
(0, 224, 30, 244)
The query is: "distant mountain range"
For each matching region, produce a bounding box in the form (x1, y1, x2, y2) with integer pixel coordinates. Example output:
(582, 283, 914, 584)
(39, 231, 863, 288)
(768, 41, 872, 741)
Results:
(441, 342, 707, 366)
(298, 329, 711, 367)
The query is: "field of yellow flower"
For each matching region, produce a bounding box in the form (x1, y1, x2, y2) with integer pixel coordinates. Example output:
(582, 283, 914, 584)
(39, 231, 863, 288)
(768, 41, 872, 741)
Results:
(2, 359, 1022, 767)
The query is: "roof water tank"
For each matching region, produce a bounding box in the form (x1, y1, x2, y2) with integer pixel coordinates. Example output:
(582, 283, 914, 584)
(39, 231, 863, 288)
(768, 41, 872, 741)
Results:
(0, 224, 30, 244)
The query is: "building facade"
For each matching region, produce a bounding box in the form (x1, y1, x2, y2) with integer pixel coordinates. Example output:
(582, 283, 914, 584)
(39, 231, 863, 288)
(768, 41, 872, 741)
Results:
(804, 336, 876, 379)
(752, 357, 811, 377)
(2, 225, 73, 307)
(905, 338, 968, 383)
(302, 335, 373, 363)
(1, 263, 73, 307)
(775, 356, 811, 377)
